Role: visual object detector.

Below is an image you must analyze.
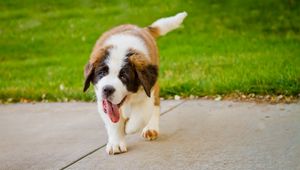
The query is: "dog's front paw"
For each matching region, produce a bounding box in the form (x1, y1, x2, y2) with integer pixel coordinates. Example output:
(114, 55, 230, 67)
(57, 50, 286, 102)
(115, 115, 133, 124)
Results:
(142, 128, 159, 141)
(106, 141, 127, 155)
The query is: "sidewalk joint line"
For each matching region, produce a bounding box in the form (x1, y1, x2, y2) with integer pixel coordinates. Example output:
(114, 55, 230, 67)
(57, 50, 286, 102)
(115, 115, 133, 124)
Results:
(161, 100, 186, 116)
(60, 144, 106, 170)
(61, 100, 186, 169)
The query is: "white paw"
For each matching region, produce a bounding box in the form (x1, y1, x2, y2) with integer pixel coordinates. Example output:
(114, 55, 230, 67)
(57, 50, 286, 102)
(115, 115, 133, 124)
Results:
(106, 141, 127, 155)
(141, 127, 159, 141)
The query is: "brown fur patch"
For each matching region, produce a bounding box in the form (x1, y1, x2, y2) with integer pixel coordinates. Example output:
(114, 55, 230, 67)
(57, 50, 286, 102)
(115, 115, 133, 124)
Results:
(91, 24, 159, 65)
(146, 26, 160, 39)
(89, 45, 112, 66)
(83, 45, 112, 92)
(153, 83, 160, 106)
(130, 26, 159, 65)
(142, 129, 158, 140)
(128, 49, 150, 69)
(128, 51, 158, 97)
(83, 63, 93, 92)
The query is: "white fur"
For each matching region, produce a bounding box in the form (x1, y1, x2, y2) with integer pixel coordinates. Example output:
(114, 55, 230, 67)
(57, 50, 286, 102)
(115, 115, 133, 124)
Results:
(123, 89, 160, 135)
(104, 34, 149, 59)
(151, 11, 187, 36)
(94, 49, 127, 105)
(97, 100, 127, 154)
(92, 12, 187, 155)
(96, 88, 159, 154)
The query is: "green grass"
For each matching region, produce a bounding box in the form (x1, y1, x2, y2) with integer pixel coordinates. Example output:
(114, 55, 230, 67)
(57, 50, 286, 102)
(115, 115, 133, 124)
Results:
(0, 0, 299, 102)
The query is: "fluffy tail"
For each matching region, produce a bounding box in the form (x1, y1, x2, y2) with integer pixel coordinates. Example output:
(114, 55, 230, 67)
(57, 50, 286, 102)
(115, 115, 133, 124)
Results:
(147, 12, 188, 38)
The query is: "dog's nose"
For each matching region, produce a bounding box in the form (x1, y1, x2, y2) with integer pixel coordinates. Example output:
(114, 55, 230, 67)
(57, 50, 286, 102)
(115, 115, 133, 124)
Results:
(102, 85, 115, 97)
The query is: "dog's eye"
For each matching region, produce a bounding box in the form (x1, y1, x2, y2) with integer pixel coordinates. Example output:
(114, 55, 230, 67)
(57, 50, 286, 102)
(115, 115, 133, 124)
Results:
(119, 71, 127, 81)
(99, 70, 106, 76)
(126, 51, 135, 57)
(97, 66, 108, 78)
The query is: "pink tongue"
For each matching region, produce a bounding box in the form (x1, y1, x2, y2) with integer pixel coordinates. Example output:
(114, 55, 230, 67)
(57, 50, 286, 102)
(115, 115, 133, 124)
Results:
(102, 99, 120, 123)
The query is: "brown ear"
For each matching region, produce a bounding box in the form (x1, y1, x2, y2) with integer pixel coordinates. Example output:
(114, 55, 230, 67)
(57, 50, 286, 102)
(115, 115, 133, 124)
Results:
(129, 52, 158, 97)
(83, 45, 112, 92)
(136, 64, 158, 97)
(83, 62, 94, 92)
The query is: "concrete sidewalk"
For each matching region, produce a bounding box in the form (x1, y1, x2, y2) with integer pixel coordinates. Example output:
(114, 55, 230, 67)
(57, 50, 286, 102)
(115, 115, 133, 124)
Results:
(0, 100, 299, 170)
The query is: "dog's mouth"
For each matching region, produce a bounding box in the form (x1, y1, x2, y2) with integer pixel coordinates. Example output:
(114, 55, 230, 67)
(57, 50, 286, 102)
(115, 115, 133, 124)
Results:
(102, 96, 127, 123)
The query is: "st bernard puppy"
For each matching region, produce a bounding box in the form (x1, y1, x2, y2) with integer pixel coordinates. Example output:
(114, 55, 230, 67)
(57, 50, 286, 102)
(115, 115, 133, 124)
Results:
(83, 12, 187, 154)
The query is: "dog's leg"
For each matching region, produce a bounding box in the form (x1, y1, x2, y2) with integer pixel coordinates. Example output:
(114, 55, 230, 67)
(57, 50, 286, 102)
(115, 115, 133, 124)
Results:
(141, 105, 160, 140)
(125, 112, 144, 135)
(98, 103, 127, 155)
(105, 120, 127, 154)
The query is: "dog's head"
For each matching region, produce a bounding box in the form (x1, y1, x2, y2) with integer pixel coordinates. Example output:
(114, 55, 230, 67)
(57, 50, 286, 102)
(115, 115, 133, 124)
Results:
(83, 43, 158, 122)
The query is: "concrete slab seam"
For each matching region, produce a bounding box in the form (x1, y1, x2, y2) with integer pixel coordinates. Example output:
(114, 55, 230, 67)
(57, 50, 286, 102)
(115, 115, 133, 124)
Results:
(60, 100, 186, 169)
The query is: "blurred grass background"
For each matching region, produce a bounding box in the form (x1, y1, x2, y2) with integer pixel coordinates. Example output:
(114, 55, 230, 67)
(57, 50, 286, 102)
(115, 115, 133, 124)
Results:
(0, 0, 299, 102)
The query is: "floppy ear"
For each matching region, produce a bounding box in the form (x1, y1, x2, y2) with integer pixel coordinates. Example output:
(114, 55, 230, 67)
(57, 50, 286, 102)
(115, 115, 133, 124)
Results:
(83, 62, 94, 92)
(129, 51, 158, 97)
(136, 64, 158, 97)
(83, 45, 112, 92)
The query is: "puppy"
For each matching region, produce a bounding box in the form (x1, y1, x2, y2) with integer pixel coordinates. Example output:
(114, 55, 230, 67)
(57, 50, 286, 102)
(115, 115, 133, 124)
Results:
(83, 12, 187, 154)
